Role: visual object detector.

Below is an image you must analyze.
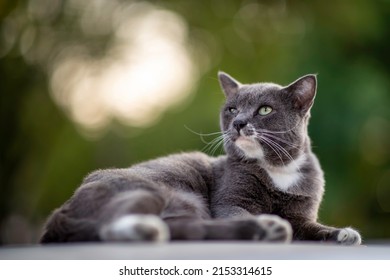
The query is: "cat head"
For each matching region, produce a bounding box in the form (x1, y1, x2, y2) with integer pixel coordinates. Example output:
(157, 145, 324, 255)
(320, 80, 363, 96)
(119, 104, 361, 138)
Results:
(218, 71, 317, 166)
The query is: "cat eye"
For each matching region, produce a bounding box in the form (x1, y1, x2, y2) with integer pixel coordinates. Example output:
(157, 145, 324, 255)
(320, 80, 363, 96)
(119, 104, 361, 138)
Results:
(258, 106, 273, 116)
(228, 107, 238, 114)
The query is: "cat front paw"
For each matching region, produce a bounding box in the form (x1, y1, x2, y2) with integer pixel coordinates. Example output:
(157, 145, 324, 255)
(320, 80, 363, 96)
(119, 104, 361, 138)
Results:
(99, 214, 170, 242)
(256, 214, 292, 243)
(336, 227, 361, 245)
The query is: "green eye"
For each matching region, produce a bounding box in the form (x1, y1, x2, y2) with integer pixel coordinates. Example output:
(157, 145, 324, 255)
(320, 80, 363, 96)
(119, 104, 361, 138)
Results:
(229, 107, 238, 114)
(259, 106, 273, 116)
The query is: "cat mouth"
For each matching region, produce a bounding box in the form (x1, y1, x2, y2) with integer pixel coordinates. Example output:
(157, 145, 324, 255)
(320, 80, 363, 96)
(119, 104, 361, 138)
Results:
(230, 127, 257, 142)
(236, 134, 254, 142)
(234, 135, 264, 160)
(235, 135, 258, 147)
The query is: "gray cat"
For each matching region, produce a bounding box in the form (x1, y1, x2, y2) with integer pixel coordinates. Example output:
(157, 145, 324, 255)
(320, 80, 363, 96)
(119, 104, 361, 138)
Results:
(40, 72, 361, 245)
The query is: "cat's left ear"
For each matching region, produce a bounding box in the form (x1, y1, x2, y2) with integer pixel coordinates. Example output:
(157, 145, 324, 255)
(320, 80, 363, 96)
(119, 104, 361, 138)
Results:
(218, 71, 241, 98)
(284, 74, 317, 113)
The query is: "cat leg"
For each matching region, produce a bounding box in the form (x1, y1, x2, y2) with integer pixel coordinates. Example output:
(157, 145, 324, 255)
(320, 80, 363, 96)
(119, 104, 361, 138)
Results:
(100, 190, 291, 242)
(164, 216, 292, 242)
(160, 190, 285, 241)
(221, 215, 292, 242)
(291, 220, 361, 245)
(40, 209, 100, 243)
(98, 190, 170, 242)
(99, 214, 169, 242)
(256, 214, 292, 242)
(41, 178, 171, 243)
(333, 227, 362, 245)
(212, 206, 292, 242)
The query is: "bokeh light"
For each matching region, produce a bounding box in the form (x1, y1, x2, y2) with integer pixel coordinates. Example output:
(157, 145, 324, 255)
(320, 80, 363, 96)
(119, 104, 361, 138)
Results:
(25, 1, 203, 136)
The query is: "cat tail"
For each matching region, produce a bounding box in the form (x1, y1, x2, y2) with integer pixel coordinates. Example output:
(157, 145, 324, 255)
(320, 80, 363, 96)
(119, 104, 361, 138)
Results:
(40, 209, 100, 243)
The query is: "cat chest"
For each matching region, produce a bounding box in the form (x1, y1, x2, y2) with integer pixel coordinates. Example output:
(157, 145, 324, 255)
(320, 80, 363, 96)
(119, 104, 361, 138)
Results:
(266, 169, 301, 191)
(264, 154, 306, 192)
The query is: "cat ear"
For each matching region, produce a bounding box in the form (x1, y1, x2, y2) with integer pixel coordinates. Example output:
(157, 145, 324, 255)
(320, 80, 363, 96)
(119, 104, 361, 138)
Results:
(284, 74, 317, 112)
(218, 71, 241, 98)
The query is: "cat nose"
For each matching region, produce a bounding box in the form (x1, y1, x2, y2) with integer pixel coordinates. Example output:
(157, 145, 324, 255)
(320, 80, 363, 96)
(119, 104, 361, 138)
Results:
(233, 119, 247, 133)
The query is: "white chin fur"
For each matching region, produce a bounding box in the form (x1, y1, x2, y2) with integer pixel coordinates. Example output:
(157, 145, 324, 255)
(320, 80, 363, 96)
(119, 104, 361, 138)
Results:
(235, 136, 264, 160)
(234, 136, 305, 192)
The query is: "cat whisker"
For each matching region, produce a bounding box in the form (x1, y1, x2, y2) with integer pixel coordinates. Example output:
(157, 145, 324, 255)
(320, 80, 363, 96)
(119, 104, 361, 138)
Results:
(202, 135, 223, 152)
(263, 137, 295, 162)
(257, 121, 302, 135)
(184, 125, 223, 137)
(184, 125, 223, 145)
(210, 138, 225, 156)
(259, 136, 286, 167)
(202, 134, 227, 156)
(259, 132, 303, 150)
(259, 134, 302, 174)
(261, 136, 302, 173)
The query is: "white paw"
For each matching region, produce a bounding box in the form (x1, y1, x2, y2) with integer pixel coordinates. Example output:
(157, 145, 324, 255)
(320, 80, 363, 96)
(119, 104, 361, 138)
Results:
(337, 227, 361, 245)
(256, 214, 292, 243)
(99, 215, 170, 242)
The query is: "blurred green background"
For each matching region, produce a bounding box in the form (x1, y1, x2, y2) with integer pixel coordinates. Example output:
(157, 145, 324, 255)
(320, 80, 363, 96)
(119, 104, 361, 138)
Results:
(1, 0, 390, 244)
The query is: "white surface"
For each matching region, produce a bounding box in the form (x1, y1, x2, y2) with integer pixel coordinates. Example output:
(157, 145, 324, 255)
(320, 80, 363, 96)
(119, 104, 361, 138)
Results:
(0, 242, 389, 260)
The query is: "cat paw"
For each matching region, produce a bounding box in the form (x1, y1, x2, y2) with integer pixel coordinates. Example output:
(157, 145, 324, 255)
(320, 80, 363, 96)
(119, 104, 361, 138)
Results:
(336, 227, 361, 245)
(99, 215, 170, 242)
(256, 214, 292, 243)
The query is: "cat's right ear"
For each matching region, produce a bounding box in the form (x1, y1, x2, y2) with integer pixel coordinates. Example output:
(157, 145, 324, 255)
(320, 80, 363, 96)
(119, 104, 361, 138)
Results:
(284, 74, 317, 113)
(218, 71, 241, 98)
